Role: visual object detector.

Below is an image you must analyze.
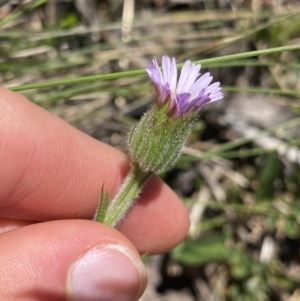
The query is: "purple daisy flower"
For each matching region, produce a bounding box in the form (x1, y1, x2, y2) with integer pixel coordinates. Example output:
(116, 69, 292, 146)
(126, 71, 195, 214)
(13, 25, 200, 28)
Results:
(146, 55, 223, 118)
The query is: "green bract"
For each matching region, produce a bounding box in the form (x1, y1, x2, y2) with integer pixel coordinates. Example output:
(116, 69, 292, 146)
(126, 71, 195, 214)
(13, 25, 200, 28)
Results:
(128, 101, 195, 174)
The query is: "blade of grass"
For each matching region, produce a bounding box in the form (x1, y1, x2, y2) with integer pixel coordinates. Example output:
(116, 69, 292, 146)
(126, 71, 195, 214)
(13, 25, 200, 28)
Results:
(0, 0, 49, 28)
(9, 44, 300, 92)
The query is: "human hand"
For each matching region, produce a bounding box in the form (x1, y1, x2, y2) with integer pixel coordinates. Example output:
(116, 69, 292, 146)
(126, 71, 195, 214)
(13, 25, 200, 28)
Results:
(0, 87, 189, 301)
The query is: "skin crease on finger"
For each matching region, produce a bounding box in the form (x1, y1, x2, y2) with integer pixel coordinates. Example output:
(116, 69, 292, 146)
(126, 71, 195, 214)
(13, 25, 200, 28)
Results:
(0, 87, 190, 254)
(0, 218, 33, 234)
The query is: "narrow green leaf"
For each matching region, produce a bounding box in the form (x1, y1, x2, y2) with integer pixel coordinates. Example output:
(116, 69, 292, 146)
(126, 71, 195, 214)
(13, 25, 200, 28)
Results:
(257, 151, 282, 201)
(94, 185, 110, 223)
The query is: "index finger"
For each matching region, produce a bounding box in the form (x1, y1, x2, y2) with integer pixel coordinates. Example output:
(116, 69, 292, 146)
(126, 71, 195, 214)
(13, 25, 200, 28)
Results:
(0, 87, 189, 253)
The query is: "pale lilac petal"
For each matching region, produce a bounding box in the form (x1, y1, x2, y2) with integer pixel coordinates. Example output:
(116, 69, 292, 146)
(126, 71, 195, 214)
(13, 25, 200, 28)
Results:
(208, 91, 223, 102)
(189, 73, 212, 100)
(210, 93, 223, 102)
(146, 59, 161, 83)
(147, 57, 171, 102)
(205, 81, 220, 94)
(181, 64, 201, 92)
(176, 61, 201, 94)
(161, 56, 177, 96)
(176, 93, 191, 109)
(176, 60, 192, 93)
(162, 82, 171, 101)
(173, 93, 190, 117)
(146, 59, 163, 88)
(184, 93, 211, 112)
(204, 82, 223, 102)
(162, 55, 170, 85)
(169, 57, 177, 93)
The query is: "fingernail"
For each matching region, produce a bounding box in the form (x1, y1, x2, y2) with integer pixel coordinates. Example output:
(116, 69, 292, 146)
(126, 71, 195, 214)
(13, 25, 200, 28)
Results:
(68, 244, 147, 301)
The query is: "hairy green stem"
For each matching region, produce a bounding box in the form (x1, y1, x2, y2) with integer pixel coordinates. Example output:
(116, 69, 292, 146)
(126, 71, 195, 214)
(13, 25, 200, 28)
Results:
(103, 165, 152, 227)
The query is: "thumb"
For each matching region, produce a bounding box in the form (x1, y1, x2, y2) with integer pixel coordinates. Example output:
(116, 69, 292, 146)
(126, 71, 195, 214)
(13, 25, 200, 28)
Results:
(0, 219, 147, 301)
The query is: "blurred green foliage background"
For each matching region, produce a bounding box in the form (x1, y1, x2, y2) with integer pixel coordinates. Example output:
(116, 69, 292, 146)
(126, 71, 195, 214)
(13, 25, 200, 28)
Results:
(1, 1, 300, 300)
